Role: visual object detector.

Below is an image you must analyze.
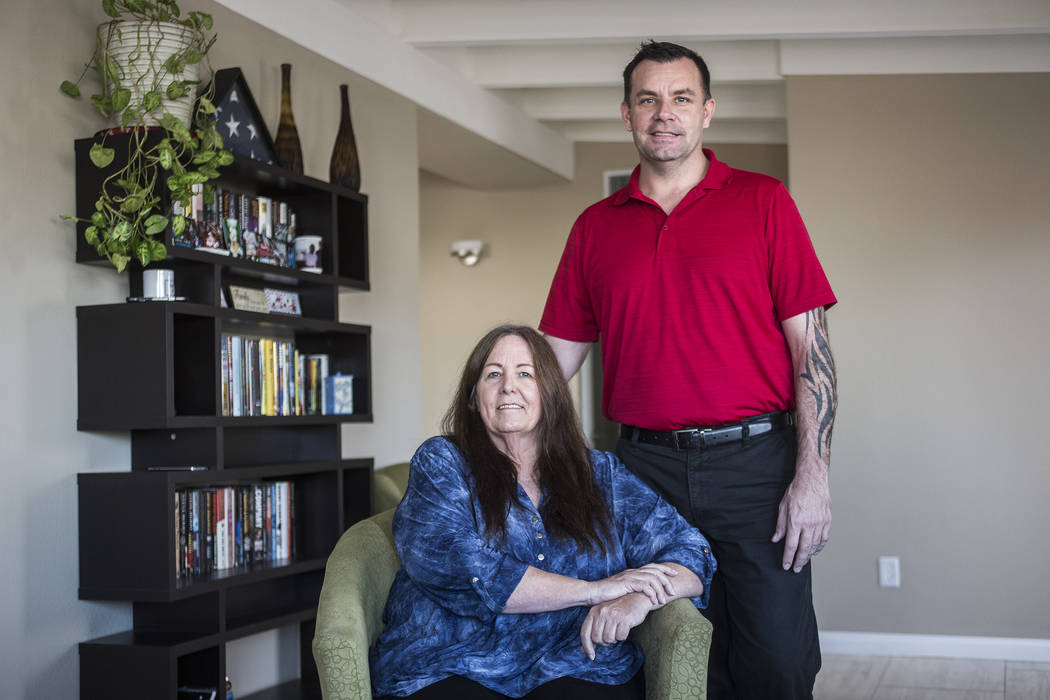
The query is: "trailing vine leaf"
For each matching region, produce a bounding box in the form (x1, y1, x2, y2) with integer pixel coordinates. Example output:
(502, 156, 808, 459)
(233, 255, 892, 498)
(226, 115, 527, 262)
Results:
(142, 90, 162, 112)
(135, 241, 152, 267)
(102, 0, 119, 17)
(166, 81, 188, 99)
(89, 143, 115, 168)
(171, 214, 186, 237)
(144, 214, 168, 235)
(111, 254, 131, 274)
(111, 87, 132, 112)
(85, 226, 100, 246)
(60, 81, 81, 97)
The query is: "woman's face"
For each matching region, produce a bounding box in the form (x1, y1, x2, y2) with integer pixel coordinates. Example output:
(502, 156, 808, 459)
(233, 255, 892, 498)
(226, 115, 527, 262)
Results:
(475, 335, 542, 444)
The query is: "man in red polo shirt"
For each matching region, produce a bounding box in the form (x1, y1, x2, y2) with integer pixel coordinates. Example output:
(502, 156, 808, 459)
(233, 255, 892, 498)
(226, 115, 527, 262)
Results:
(540, 41, 837, 699)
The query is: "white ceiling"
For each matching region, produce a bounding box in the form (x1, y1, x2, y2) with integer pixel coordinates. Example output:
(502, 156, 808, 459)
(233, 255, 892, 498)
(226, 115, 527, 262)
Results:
(217, 0, 1050, 187)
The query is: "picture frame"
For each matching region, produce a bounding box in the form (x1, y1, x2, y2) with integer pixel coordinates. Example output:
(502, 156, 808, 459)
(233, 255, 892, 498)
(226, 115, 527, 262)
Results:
(228, 285, 270, 314)
(264, 288, 302, 316)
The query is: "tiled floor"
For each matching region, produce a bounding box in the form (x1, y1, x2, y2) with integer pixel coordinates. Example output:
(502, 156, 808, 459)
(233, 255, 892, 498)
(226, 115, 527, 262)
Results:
(814, 655, 1050, 700)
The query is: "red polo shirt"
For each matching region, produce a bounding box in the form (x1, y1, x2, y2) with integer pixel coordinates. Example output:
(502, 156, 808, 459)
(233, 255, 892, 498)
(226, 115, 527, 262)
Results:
(539, 150, 836, 430)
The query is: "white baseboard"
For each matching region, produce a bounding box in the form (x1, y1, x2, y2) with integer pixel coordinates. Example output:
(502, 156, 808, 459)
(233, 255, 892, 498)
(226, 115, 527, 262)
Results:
(819, 631, 1050, 662)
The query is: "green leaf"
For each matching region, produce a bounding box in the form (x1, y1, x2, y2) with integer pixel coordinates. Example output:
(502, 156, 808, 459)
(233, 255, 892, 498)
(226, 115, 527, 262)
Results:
(60, 80, 81, 97)
(142, 90, 163, 112)
(157, 148, 174, 170)
(149, 239, 168, 260)
(102, 0, 119, 18)
(166, 81, 188, 100)
(85, 226, 100, 246)
(171, 214, 186, 237)
(121, 194, 144, 213)
(164, 54, 185, 75)
(90, 94, 112, 118)
(135, 242, 152, 267)
(89, 143, 115, 168)
(192, 150, 216, 164)
(112, 220, 133, 241)
(105, 57, 120, 84)
(196, 95, 217, 115)
(112, 87, 131, 113)
(111, 253, 131, 274)
(201, 13, 213, 30)
(184, 49, 203, 65)
(144, 214, 168, 235)
(120, 107, 141, 127)
(91, 212, 106, 227)
(216, 150, 235, 166)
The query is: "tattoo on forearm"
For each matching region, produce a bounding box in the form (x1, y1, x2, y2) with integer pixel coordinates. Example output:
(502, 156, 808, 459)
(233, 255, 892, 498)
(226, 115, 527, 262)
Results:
(799, 308, 837, 459)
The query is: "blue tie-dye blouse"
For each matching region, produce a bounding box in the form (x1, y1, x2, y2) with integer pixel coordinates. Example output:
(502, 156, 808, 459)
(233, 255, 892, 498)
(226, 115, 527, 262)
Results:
(369, 437, 717, 698)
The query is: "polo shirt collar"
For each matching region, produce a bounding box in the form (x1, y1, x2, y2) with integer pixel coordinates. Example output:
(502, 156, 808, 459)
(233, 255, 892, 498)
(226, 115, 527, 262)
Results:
(612, 148, 732, 207)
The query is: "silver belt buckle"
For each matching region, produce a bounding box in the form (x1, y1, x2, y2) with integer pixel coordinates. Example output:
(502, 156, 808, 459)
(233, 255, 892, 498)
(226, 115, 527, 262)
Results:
(672, 428, 710, 450)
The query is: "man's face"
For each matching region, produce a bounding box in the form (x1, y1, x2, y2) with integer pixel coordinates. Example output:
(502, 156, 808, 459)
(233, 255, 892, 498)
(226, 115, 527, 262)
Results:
(621, 58, 714, 165)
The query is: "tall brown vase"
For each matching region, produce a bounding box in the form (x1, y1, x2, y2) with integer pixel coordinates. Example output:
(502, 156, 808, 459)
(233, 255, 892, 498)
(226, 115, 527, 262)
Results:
(274, 63, 304, 175)
(330, 84, 361, 192)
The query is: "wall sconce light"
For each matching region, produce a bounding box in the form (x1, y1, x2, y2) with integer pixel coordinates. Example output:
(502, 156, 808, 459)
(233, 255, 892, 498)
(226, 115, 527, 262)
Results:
(450, 240, 485, 266)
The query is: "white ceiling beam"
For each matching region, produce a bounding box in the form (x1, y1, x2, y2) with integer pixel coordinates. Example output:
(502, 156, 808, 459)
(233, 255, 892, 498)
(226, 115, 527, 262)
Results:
(425, 41, 783, 88)
(497, 83, 786, 121)
(213, 0, 574, 179)
(781, 34, 1050, 75)
(393, 0, 1050, 45)
(550, 119, 787, 145)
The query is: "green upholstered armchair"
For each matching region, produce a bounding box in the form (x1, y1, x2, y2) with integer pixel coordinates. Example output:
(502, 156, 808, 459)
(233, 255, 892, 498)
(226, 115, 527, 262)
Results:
(313, 508, 712, 699)
(373, 463, 410, 513)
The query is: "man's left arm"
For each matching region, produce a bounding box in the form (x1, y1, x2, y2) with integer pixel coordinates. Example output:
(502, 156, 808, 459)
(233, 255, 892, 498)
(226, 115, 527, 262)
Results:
(774, 306, 837, 572)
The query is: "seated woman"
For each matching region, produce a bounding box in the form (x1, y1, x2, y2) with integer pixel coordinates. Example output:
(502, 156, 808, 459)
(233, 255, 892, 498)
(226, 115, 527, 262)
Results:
(370, 325, 716, 699)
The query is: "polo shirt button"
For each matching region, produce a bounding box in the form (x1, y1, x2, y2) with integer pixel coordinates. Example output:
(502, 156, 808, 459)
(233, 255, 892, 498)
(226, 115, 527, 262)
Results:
(663, 225, 668, 230)
(537, 553, 545, 561)
(471, 577, 479, 584)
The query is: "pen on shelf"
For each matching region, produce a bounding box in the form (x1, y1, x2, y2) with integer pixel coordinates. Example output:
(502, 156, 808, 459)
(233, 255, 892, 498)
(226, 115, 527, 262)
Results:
(147, 466, 210, 472)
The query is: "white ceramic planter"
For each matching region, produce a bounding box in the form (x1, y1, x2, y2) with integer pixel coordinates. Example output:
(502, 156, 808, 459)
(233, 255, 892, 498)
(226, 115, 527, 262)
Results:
(102, 20, 199, 127)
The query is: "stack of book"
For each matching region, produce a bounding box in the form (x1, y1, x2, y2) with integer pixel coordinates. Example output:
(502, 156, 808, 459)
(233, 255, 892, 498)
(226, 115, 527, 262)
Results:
(173, 183, 298, 268)
(220, 335, 330, 417)
(174, 481, 295, 579)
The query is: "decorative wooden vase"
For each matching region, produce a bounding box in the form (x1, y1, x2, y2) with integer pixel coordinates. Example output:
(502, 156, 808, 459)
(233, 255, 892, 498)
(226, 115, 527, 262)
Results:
(330, 84, 361, 192)
(274, 63, 304, 174)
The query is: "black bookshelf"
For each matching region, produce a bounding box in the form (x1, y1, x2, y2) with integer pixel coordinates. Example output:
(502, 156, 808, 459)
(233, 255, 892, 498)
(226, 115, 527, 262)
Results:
(74, 135, 375, 700)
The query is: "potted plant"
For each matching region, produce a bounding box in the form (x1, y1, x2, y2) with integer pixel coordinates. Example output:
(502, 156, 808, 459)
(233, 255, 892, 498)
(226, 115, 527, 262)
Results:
(61, 0, 232, 273)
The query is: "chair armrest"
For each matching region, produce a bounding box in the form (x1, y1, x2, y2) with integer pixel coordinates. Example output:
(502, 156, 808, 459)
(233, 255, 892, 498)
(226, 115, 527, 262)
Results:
(632, 598, 713, 700)
(313, 510, 400, 700)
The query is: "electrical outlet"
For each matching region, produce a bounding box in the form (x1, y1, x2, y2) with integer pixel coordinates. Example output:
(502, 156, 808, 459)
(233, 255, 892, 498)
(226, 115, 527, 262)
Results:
(878, 556, 901, 588)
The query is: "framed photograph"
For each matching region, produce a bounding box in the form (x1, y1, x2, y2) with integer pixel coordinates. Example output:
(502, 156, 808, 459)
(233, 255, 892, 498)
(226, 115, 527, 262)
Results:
(228, 285, 270, 314)
(264, 288, 302, 316)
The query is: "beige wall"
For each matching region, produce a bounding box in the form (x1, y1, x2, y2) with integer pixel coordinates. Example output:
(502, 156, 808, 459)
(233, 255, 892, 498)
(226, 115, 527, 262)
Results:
(788, 74, 1050, 637)
(419, 141, 787, 435)
(0, 1, 422, 697)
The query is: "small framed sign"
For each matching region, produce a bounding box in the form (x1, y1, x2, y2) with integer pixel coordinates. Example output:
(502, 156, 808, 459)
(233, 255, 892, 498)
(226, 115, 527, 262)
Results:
(228, 285, 270, 314)
(264, 288, 302, 316)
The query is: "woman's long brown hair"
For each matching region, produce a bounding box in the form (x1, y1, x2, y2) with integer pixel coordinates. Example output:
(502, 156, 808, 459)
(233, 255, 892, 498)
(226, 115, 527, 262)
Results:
(442, 325, 613, 553)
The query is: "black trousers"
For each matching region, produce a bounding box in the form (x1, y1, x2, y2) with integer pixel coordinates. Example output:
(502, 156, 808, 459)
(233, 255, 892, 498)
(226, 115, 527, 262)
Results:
(375, 668, 644, 700)
(617, 426, 820, 700)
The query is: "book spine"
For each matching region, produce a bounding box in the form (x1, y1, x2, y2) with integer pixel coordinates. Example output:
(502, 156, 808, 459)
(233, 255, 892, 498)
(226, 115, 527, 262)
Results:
(174, 490, 181, 580)
(215, 488, 226, 571)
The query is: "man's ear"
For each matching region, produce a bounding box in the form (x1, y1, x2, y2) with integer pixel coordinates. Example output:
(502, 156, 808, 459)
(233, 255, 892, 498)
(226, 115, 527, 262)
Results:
(621, 101, 631, 131)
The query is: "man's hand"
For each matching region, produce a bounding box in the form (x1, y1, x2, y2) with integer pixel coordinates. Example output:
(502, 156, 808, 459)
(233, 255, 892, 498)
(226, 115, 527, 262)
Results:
(590, 563, 678, 607)
(580, 592, 651, 660)
(772, 469, 831, 572)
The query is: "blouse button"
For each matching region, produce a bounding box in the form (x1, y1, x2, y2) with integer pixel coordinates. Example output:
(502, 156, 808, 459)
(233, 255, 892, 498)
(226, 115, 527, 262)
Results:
(537, 553, 545, 561)
(536, 532, 543, 539)
(471, 577, 479, 584)
(531, 516, 539, 523)
(702, 547, 710, 554)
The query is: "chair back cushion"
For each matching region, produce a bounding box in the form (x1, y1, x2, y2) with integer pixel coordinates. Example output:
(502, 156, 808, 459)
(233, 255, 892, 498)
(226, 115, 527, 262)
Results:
(313, 509, 400, 700)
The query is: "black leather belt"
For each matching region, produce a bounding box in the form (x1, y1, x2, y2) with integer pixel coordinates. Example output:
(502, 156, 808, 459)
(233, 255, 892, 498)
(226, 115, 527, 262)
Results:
(621, 411, 795, 451)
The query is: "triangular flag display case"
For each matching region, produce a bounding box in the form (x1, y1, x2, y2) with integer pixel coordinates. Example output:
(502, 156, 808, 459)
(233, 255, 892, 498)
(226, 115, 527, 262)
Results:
(210, 67, 279, 165)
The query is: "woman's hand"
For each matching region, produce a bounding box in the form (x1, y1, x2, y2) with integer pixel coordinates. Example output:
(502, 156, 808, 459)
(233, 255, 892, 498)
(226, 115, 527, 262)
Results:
(589, 563, 678, 607)
(579, 592, 651, 660)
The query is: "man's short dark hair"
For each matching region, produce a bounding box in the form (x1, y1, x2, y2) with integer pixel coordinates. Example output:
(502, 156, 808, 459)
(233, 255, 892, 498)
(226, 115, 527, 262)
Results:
(623, 40, 712, 104)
